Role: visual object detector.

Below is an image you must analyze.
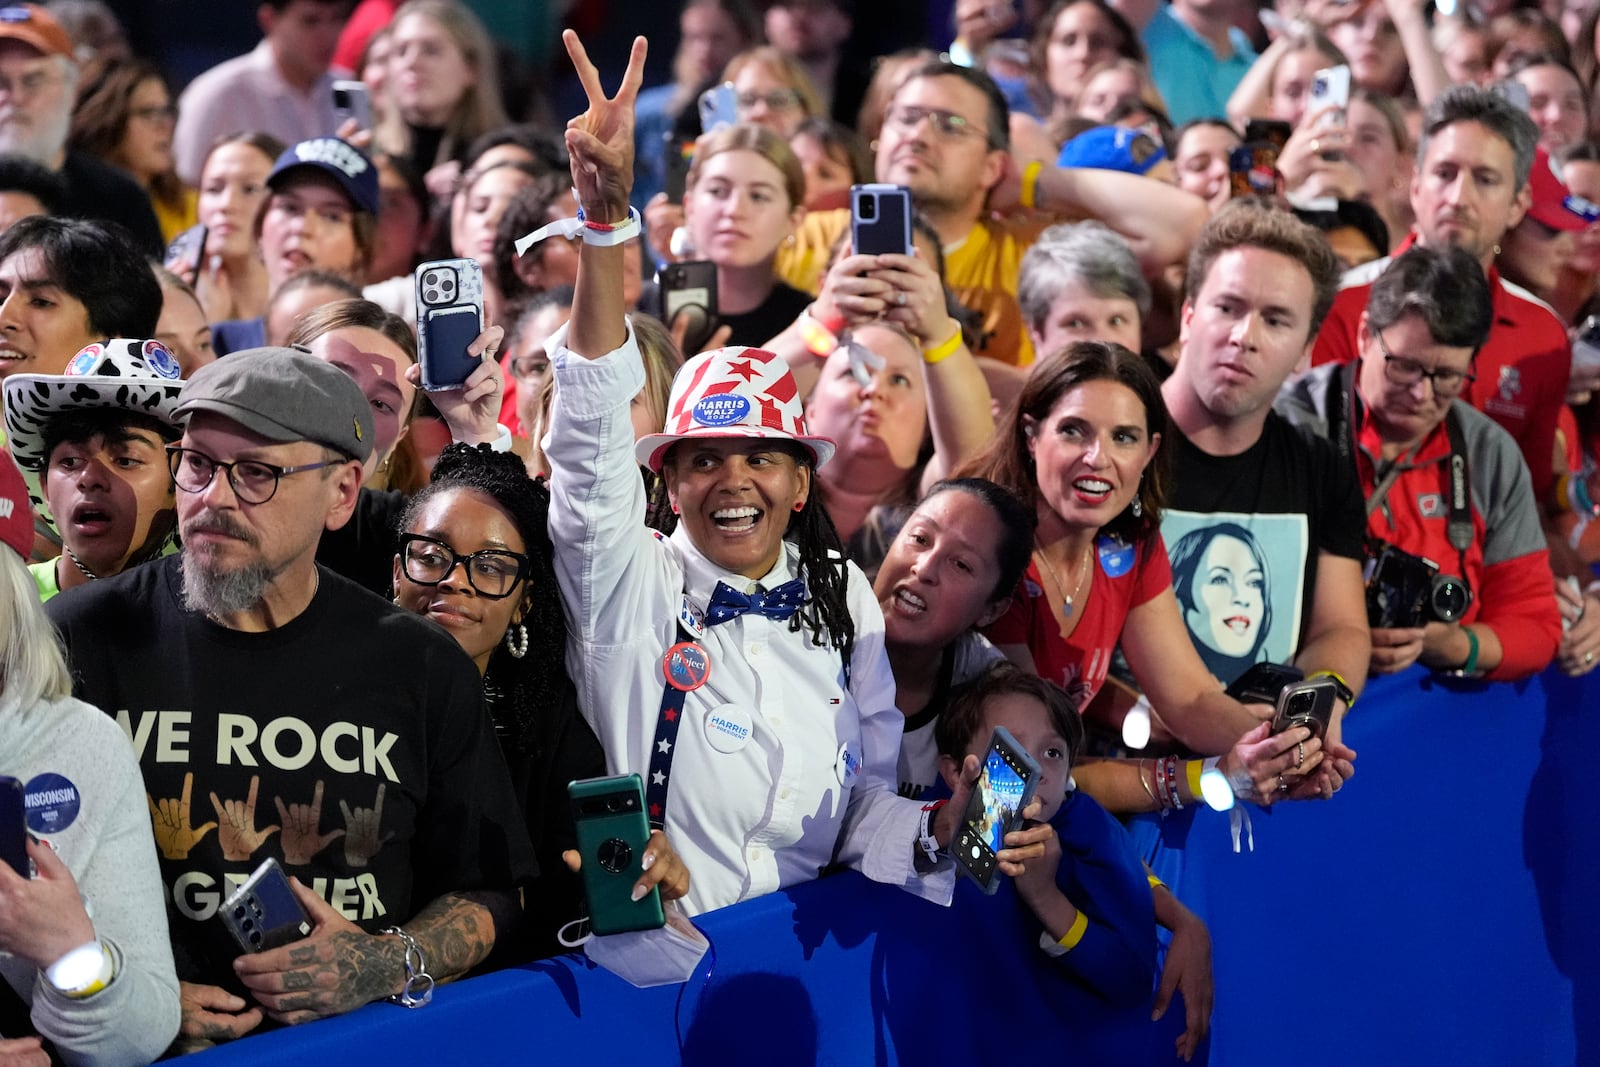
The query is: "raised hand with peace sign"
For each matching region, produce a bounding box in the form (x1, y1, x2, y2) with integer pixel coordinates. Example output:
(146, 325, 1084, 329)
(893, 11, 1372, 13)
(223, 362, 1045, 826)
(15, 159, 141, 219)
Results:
(561, 29, 647, 225)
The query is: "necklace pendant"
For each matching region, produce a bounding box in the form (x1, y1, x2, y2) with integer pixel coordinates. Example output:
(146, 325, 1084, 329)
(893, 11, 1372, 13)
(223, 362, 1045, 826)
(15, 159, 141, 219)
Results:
(1061, 596, 1075, 619)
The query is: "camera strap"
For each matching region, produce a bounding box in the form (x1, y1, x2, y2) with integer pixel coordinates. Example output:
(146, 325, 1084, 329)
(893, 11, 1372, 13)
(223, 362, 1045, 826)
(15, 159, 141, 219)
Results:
(1335, 362, 1473, 581)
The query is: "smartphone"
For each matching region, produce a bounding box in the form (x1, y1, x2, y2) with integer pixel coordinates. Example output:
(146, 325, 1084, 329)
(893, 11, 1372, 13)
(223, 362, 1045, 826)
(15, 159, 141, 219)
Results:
(332, 80, 373, 132)
(1495, 79, 1530, 114)
(663, 138, 693, 205)
(1229, 143, 1281, 198)
(0, 777, 26, 878)
(698, 83, 739, 134)
(415, 258, 485, 391)
(569, 774, 665, 936)
(851, 184, 913, 257)
(1225, 661, 1304, 706)
(1310, 65, 1351, 129)
(953, 726, 1041, 895)
(219, 858, 312, 954)
(163, 223, 208, 278)
(1242, 119, 1293, 151)
(1574, 315, 1600, 373)
(659, 260, 719, 355)
(1270, 677, 1338, 744)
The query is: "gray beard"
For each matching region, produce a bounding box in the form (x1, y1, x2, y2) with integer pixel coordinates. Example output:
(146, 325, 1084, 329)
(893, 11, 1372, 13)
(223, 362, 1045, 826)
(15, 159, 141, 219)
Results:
(181, 549, 278, 618)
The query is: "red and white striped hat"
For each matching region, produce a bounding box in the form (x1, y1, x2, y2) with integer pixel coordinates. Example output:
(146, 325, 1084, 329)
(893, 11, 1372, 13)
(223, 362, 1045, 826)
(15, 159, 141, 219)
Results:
(634, 346, 836, 473)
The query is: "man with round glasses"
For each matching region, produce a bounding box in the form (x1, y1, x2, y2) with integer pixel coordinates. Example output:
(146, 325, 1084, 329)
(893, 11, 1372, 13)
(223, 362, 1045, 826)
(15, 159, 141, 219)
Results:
(1281, 245, 1562, 681)
(46, 346, 535, 1050)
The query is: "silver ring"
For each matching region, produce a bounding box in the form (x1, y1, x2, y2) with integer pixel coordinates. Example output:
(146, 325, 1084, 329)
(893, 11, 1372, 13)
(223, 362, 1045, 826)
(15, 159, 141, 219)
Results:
(1310, 138, 1321, 154)
(896, 291, 907, 307)
(1587, 652, 1595, 665)
(1277, 775, 1290, 793)
(1296, 741, 1306, 768)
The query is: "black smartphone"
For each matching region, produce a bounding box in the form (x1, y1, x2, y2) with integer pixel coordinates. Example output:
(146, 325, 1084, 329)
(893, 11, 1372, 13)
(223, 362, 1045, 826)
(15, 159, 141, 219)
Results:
(219, 858, 312, 953)
(0, 777, 26, 877)
(1271, 677, 1338, 743)
(1225, 662, 1304, 705)
(332, 80, 373, 132)
(953, 726, 1041, 895)
(1242, 119, 1293, 151)
(851, 183, 913, 257)
(663, 139, 693, 205)
(415, 258, 485, 391)
(163, 223, 208, 277)
(569, 774, 665, 936)
(660, 260, 719, 355)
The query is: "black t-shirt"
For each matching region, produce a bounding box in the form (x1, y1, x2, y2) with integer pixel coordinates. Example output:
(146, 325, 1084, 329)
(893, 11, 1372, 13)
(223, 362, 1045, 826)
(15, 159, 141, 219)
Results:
(640, 280, 813, 350)
(47, 557, 538, 990)
(1161, 412, 1364, 685)
(59, 152, 165, 259)
(317, 486, 407, 598)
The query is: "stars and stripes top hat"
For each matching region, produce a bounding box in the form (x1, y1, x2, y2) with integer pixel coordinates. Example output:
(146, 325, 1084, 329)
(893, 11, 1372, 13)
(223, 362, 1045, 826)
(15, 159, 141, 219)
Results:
(634, 346, 836, 473)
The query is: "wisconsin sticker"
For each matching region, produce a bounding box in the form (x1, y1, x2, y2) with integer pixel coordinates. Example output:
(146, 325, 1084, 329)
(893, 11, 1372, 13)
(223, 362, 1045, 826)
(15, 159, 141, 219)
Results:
(692, 394, 750, 426)
(24, 773, 80, 834)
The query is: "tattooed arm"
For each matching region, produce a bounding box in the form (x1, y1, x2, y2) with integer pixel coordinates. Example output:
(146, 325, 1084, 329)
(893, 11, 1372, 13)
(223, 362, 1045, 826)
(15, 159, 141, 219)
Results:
(231, 879, 505, 1026)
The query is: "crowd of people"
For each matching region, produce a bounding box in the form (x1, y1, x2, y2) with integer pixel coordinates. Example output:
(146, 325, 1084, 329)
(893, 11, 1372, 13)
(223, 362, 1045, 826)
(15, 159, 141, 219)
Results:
(0, 0, 1596, 1062)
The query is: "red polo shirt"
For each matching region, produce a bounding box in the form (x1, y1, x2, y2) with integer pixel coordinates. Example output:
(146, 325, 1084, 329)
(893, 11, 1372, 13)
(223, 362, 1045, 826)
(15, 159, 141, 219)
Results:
(1311, 234, 1570, 505)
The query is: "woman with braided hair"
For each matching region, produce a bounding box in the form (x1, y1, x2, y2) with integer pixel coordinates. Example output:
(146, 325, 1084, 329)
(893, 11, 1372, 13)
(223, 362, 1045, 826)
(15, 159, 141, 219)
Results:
(392, 442, 616, 955)
(542, 31, 1046, 917)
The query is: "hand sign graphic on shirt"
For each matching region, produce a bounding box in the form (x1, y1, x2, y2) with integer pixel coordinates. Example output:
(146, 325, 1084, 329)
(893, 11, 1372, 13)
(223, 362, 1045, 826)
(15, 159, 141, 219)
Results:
(147, 771, 217, 861)
(210, 775, 281, 862)
(274, 780, 345, 865)
(339, 783, 396, 867)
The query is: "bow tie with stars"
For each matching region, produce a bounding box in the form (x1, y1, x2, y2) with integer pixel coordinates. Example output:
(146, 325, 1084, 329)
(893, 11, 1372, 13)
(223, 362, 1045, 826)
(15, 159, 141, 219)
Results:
(705, 578, 807, 625)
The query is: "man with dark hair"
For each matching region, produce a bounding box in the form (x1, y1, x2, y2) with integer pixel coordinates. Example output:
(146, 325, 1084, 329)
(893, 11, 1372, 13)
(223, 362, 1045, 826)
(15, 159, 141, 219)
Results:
(1282, 245, 1562, 680)
(778, 60, 1208, 366)
(47, 347, 536, 1049)
(764, 0, 868, 125)
(0, 155, 66, 232)
(1103, 200, 1366, 791)
(0, 215, 162, 378)
(0, 4, 162, 254)
(173, 0, 352, 186)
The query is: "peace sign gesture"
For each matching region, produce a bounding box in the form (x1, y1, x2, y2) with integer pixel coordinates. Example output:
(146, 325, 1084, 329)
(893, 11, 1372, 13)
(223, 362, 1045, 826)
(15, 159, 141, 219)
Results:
(561, 29, 647, 223)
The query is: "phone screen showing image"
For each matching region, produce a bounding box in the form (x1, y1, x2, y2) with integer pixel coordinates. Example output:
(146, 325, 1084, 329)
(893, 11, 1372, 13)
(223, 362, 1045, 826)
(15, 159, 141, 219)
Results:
(954, 728, 1039, 893)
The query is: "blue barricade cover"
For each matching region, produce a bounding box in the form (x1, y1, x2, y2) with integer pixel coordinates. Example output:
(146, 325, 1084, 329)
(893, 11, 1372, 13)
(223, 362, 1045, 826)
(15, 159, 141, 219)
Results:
(190, 665, 1595, 1066)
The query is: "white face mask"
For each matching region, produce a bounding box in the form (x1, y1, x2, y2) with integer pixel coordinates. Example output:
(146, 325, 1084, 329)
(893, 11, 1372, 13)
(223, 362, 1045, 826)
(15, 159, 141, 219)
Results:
(561, 901, 710, 988)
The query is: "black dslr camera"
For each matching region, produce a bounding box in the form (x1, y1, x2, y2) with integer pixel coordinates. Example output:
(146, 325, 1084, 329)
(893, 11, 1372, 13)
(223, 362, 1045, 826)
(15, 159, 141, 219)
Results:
(1364, 541, 1472, 628)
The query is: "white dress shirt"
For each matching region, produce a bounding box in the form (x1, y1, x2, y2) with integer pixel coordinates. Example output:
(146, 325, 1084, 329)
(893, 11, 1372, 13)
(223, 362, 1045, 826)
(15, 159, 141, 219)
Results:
(546, 323, 953, 916)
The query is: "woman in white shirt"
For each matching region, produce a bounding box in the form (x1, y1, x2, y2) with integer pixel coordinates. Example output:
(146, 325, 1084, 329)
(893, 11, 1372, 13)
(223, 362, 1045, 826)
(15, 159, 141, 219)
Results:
(540, 32, 1041, 916)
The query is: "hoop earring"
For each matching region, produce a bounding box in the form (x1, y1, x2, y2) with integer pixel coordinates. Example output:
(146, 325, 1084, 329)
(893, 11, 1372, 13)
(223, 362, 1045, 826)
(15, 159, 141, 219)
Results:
(505, 623, 529, 659)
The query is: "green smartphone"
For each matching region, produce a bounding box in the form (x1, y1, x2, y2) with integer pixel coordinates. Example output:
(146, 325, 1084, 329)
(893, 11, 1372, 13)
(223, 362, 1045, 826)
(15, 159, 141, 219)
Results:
(568, 774, 666, 936)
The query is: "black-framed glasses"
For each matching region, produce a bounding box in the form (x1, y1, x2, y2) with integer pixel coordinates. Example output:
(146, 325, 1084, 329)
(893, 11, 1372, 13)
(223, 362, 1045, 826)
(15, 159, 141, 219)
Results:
(885, 104, 993, 146)
(1373, 329, 1474, 398)
(736, 88, 801, 112)
(399, 534, 529, 599)
(166, 446, 341, 505)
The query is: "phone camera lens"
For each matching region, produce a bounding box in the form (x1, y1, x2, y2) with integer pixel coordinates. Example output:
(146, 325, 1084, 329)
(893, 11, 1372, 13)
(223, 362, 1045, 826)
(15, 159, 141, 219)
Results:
(249, 931, 262, 945)
(859, 196, 877, 220)
(233, 905, 246, 918)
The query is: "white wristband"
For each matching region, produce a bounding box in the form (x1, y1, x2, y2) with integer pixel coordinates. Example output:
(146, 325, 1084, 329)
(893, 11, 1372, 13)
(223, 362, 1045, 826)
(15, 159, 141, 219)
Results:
(579, 206, 642, 247)
(490, 422, 512, 453)
(46, 939, 113, 999)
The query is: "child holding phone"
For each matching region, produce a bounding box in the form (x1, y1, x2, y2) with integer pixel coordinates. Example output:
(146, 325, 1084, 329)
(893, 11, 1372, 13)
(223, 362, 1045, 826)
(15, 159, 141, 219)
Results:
(934, 661, 1156, 1007)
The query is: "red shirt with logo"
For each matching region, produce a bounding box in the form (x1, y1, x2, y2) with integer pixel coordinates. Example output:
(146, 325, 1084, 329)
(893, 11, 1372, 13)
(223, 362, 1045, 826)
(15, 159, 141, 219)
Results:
(1311, 235, 1570, 506)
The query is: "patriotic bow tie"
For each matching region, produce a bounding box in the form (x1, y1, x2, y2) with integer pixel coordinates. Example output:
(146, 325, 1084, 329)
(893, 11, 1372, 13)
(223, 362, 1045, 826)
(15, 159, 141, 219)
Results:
(706, 579, 806, 625)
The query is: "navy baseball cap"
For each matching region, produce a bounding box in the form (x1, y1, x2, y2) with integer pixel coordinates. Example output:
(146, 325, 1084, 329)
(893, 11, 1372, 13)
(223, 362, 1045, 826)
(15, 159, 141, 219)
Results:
(267, 138, 380, 216)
